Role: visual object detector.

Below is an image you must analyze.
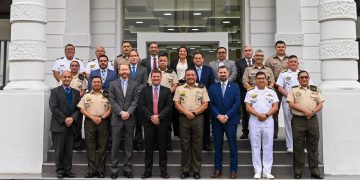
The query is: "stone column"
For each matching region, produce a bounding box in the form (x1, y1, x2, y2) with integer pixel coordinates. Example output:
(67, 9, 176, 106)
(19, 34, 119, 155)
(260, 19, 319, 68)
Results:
(319, 0, 360, 175)
(4, 0, 47, 90)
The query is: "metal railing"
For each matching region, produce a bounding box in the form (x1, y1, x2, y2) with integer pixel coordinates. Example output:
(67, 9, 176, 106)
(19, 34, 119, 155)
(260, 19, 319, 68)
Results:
(0, 40, 10, 90)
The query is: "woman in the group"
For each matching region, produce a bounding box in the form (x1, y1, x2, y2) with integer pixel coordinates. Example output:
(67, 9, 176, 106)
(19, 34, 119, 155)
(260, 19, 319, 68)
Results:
(170, 46, 194, 84)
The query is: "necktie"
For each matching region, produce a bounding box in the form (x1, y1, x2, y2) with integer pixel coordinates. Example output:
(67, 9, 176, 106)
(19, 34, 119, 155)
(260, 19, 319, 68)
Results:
(65, 87, 72, 116)
(153, 86, 158, 115)
(101, 70, 106, 82)
(132, 66, 136, 77)
(247, 59, 252, 67)
(122, 81, 127, 97)
(221, 83, 226, 97)
(153, 57, 157, 70)
(197, 68, 201, 81)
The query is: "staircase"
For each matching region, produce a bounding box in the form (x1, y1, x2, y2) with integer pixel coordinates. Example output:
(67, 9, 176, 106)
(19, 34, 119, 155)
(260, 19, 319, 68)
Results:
(42, 129, 324, 179)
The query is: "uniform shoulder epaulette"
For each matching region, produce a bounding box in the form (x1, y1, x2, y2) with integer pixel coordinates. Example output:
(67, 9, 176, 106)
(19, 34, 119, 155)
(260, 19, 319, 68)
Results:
(116, 54, 124, 58)
(247, 87, 255, 91)
(165, 68, 174, 73)
(179, 82, 186, 86)
(282, 69, 288, 73)
(310, 85, 317, 91)
(292, 85, 299, 88)
(197, 83, 205, 88)
(102, 90, 109, 98)
(75, 57, 82, 61)
(267, 86, 275, 90)
(78, 74, 85, 80)
(57, 57, 64, 60)
(88, 58, 95, 62)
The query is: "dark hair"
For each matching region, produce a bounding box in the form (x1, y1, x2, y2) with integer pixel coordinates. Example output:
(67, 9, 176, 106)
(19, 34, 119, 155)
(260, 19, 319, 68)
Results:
(177, 46, 188, 57)
(217, 47, 227, 52)
(288, 55, 298, 59)
(70, 60, 79, 66)
(129, 49, 139, 56)
(193, 51, 203, 58)
(149, 42, 158, 47)
(185, 68, 196, 74)
(150, 69, 162, 76)
(64, 44, 75, 50)
(217, 65, 228, 72)
(275, 40, 286, 47)
(92, 76, 102, 82)
(98, 54, 109, 61)
(298, 70, 309, 78)
(122, 41, 132, 47)
(255, 71, 267, 78)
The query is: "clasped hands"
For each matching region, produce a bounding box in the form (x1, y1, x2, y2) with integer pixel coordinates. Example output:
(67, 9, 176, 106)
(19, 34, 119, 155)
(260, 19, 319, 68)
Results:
(217, 114, 228, 123)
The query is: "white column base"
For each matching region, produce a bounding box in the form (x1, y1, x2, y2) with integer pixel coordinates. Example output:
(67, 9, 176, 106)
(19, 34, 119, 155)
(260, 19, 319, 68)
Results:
(0, 90, 51, 173)
(321, 86, 360, 175)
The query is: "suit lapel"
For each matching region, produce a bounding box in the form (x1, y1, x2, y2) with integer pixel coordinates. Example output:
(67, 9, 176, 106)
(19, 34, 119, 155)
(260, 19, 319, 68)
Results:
(148, 86, 154, 111)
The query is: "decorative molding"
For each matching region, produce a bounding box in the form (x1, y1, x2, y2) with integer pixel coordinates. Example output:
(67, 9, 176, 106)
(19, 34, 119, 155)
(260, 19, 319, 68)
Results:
(10, 3, 47, 23)
(319, 1, 357, 22)
(63, 34, 91, 47)
(275, 33, 304, 45)
(8, 42, 47, 61)
(319, 40, 358, 60)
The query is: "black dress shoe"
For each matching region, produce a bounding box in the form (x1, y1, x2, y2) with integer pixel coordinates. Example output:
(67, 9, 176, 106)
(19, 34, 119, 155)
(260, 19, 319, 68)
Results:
(141, 172, 152, 179)
(193, 172, 201, 179)
(111, 173, 118, 179)
(311, 174, 324, 179)
(161, 172, 170, 179)
(124, 172, 134, 178)
(85, 172, 95, 178)
(56, 174, 64, 178)
(240, 134, 248, 139)
(273, 135, 278, 139)
(294, 174, 302, 179)
(64, 172, 75, 178)
(203, 144, 212, 151)
(180, 172, 189, 179)
(211, 170, 221, 178)
(229, 171, 237, 179)
(97, 173, 105, 178)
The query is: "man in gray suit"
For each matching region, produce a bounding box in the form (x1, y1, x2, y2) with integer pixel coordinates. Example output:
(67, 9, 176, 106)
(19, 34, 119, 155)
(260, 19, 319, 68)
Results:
(49, 70, 81, 178)
(109, 64, 139, 179)
(208, 47, 237, 82)
(128, 50, 148, 151)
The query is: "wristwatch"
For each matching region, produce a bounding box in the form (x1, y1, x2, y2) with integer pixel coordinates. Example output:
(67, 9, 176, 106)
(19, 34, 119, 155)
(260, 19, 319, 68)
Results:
(265, 114, 269, 118)
(192, 112, 197, 116)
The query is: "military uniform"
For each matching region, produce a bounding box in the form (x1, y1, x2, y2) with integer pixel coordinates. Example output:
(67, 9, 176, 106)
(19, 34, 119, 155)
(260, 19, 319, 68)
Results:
(85, 59, 114, 75)
(147, 68, 179, 89)
(276, 69, 300, 150)
(287, 85, 324, 177)
(173, 83, 210, 173)
(59, 73, 88, 92)
(77, 90, 111, 175)
(52, 57, 85, 74)
(114, 54, 129, 74)
(244, 86, 279, 175)
(242, 65, 275, 88)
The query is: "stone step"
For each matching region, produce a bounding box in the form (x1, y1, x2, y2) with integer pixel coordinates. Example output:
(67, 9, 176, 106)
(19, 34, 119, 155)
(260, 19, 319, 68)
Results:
(42, 163, 324, 179)
(46, 150, 297, 164)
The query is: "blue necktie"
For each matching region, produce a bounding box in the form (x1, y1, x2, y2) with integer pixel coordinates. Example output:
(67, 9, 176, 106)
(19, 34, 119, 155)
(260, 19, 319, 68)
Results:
(65, 87, 72, 116)
(221, 83, 226, 97)
(132, 66, 136, 77)
(197, 68, 201, 81)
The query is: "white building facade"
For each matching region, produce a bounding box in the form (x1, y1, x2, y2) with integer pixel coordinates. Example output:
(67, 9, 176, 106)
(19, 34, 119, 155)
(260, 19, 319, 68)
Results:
(0, 0, 359, 176)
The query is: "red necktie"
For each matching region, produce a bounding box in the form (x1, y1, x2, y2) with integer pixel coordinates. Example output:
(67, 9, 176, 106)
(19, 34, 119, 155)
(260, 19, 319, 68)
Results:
(153, 57, 157, 70)
(153, 86, 158, 115)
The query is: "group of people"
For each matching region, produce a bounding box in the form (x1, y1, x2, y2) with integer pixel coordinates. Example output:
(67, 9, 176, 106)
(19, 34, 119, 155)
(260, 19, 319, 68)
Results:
(49, 40, 324, 179)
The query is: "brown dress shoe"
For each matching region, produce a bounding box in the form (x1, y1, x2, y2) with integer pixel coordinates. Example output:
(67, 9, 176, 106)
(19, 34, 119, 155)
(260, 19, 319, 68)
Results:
(211, 170, 221, 178)
(230, 171, 237, 179)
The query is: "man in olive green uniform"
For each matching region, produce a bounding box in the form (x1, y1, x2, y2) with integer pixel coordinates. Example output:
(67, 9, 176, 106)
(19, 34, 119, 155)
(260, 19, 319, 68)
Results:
(173, 69, 209, 179)
(265, 40, 289, 138)
(287, 70, 324, 179)
(114, 41, 133, 74)
(242, 49, 275, 90)
(77, 76, 112, 178)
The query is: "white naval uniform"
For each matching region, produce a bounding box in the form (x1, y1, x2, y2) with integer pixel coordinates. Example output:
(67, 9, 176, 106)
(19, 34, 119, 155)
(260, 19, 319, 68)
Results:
(275, 69, 300, 149)
(52, 57, 85, 74)
(245, 86, 279, 174)
(85, 59, 114, 75)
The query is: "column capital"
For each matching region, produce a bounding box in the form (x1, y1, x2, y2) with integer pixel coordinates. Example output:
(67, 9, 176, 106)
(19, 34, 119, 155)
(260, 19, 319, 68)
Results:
(319, 0, 357, 22)
(10, 2, 47, 23)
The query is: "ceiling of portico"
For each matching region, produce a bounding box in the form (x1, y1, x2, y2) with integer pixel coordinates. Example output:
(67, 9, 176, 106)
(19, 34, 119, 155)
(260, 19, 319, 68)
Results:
(0, 0, 11, 19)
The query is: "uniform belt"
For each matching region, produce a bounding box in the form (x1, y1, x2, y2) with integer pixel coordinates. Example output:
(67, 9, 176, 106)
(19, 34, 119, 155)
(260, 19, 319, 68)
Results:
(293, 114, 317, 118)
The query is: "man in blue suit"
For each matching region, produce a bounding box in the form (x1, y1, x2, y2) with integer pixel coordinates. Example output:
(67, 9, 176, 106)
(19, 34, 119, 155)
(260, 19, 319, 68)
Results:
(88, 55, 117, 91)
(193, 52, 215, 151)
(208, 66, 241, 179)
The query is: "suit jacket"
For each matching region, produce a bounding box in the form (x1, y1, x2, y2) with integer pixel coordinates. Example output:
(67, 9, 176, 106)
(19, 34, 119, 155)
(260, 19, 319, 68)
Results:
(128, 64, 148, 92)
(195, 65, 215, 89)
(109, 79, 139, 126)
(88, 68, 117, 90)
(235, 58, 255, 91)
(49, 86, 81, 133)
(139, 85, 173, 127)
(208, 60, 237, 82)
(141, 56, 152, 75)
(208, 82, 241, 125)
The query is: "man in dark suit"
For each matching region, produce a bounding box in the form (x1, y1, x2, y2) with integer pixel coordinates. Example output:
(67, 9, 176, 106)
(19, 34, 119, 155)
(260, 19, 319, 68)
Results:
(193, 52, 215, 151)
(49, 70, 81, 178)
(235, 45, 255, 139)
(139, 69, 173, 179)
(208, 66, 241, 179)
(88, 55, 117, 91)
(141, 42, 159, 74)
(109, 64, 139, 179)
(128, 50, 148, 151)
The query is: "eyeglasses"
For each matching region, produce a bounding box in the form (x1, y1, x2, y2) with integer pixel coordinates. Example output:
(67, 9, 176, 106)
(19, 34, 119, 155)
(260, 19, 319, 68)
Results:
(299, 76, 309, 79)
(70, 65, 79, 67)
(217, 51, 226, 54)
(65, 48, 74, 51)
